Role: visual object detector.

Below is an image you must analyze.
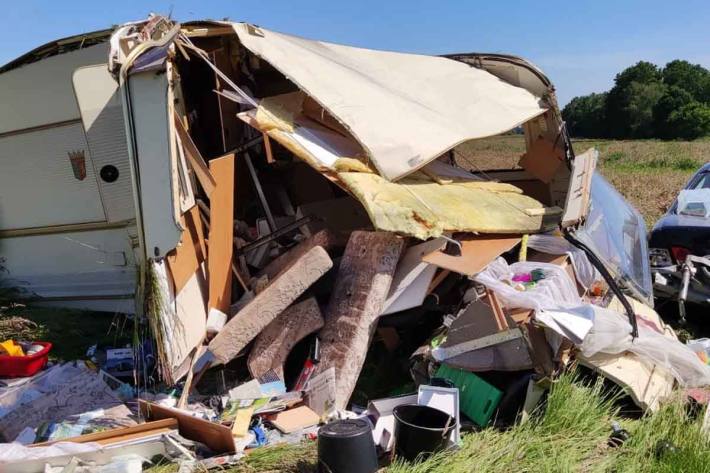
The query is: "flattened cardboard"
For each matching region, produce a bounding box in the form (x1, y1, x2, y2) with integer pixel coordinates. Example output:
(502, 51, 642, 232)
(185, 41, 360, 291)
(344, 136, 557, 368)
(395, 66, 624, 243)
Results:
(269, 406, 320, 433)
(422, 234, 521, 277)
(139, 400, 236, 454)
(208, 153, 235, 314)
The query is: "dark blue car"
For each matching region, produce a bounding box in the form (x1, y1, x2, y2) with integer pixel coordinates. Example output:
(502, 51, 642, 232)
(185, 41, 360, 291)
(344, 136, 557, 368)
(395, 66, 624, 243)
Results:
(649, 163, 710, 318)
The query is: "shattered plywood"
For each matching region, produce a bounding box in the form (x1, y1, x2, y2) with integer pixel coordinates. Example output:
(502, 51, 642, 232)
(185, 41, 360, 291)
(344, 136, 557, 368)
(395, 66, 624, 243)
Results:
(316, 231, 404, 409)
(248, 297, 324, 379)
(422, 234, 521, 277)
(166, 206, 207, 293)
(578, 352, 674, 411)
(208, 246, 333, 365)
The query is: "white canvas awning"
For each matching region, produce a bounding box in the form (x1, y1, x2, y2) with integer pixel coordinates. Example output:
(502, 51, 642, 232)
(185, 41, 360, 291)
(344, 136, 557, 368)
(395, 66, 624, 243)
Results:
(233, 23, 548, 181)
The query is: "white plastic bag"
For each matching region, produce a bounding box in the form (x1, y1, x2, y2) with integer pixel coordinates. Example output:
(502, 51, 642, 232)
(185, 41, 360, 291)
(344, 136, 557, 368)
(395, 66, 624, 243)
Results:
(527, 233, 598, 289)
(473, 257, 582, 311)
(580, 306, 710, 387)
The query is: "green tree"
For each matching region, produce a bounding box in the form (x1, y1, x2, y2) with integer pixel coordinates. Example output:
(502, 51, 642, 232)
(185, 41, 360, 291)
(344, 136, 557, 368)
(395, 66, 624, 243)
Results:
(562, 92, 607, 137)
(653, 86, 695, 138)
(605, 61, 665, 138)
(666, 102, 710, 140)
(662, 60, 710, 103)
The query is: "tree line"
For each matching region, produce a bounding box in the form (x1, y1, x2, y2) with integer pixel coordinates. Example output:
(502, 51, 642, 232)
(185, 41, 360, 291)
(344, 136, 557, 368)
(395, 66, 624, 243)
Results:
(562, 60, 710, 140)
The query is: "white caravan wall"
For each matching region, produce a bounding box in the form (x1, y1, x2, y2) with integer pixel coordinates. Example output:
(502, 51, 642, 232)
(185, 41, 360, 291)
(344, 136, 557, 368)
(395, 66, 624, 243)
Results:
(0, 226, 137, 312)
(0, 122, 106, 230)
(0, 43, 108, 134)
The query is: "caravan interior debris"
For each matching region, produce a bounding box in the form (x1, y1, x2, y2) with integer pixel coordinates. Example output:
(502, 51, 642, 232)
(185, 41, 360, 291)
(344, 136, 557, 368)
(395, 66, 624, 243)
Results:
(2, 14, 710, 471)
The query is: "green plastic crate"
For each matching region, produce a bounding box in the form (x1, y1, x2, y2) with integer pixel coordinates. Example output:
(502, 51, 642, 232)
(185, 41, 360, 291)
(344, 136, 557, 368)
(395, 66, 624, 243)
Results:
(435, 364, 503, 427)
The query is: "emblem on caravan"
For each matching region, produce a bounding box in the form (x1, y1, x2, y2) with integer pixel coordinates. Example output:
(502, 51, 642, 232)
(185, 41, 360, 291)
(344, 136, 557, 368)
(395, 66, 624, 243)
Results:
(68, 150, 87, 181)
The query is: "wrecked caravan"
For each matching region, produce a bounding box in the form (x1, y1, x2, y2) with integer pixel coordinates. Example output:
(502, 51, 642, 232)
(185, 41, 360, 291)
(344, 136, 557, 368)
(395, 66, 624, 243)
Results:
(2, 15, 685, 401)
(0, 18, 580, 312)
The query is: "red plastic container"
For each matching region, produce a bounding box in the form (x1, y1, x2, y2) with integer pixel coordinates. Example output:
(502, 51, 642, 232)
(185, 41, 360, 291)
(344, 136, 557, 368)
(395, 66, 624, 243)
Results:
(0, 342, 52, 378)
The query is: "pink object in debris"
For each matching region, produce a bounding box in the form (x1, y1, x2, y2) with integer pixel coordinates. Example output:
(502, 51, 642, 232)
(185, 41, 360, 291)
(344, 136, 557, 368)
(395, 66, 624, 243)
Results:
(511, 273, 532, 283)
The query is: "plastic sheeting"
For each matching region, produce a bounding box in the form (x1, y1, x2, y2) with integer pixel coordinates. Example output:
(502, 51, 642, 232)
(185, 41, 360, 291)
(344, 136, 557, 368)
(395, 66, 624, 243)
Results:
(576, 173, 652, 305)
(473, 257, 582, 311)
(527, 233, 598, 289)
(580, 305, 710, 387)
(0, 441, 102, 464)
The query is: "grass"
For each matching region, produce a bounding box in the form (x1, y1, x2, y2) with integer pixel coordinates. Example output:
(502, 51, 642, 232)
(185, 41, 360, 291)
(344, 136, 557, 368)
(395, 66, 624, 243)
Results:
(457, 136, 710, 226)
(145, 370, 710, 473)
(0, 305, 132, 361)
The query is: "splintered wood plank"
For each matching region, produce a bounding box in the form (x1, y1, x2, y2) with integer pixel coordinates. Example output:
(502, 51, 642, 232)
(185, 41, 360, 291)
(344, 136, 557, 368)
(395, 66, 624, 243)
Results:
(247, 297, 324, 379)
(208, 153, 235, 314)
(316, 231, 404, 409)
(139, 400, 235, 454)
(174, 113, 217, 196)
(166, 206, 207, 293)
(422, 234, 521, 277)
(208, 246, 333, 365)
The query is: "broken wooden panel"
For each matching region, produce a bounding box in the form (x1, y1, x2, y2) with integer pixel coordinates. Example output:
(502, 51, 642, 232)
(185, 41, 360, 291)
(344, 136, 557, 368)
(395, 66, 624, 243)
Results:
(422, 234, 521, 277)
(381, 238, 445, 315)
(139, 400, 235, 454)
(166, 206, 207, 293)
(247, 297, 324, 379)
(578, 352, 674, 411)
(208, 153, 235, 314)
(438, 300, 533, 372)
(316, 231, 405, 409)
(518, 136, 565, 184)
(257, 229, 347, 281)
(150, 260, 207, 385)
(208, 246, 333, 365)
(173, 113, 217, 196)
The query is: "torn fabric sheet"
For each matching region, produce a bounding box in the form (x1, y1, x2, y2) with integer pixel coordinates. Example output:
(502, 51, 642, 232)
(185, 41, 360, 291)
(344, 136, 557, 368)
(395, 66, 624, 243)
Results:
(232, 23, 547, 181)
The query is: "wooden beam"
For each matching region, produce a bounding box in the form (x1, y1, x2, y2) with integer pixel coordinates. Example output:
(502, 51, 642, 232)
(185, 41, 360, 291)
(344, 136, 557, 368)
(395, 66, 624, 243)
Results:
(208, 153, 235, 314)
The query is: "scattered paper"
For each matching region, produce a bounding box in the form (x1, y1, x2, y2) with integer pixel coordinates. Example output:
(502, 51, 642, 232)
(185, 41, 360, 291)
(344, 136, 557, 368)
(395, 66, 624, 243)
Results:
(305, 367, 336, 418)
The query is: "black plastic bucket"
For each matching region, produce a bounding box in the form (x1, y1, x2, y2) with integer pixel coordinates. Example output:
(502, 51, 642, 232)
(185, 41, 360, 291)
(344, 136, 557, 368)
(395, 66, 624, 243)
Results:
(318, 418, 378, 473)
(392, 404, 455, 462)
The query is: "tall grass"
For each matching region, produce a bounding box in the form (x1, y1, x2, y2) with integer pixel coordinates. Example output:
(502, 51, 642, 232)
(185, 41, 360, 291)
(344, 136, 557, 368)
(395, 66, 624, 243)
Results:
(142, 370, 710, 472)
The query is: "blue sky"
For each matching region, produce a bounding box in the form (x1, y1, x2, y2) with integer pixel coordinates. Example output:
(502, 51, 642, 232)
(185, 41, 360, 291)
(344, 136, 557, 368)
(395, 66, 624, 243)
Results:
(2, 0, 709, 105)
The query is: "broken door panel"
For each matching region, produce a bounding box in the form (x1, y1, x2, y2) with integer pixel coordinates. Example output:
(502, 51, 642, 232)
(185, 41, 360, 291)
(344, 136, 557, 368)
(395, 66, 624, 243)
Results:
(127, 70, 182, 257)
(73, 65, 136, 223)
(561, 148, 597, 228)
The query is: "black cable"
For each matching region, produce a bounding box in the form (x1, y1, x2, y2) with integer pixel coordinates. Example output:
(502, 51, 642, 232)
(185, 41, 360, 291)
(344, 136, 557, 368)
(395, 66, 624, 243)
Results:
(563, 230, 639, 339)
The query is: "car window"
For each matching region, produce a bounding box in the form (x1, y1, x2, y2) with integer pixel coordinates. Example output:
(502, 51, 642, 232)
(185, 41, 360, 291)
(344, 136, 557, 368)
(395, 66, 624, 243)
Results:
(691, 172, 710, 190)
(576, 172, 653, 305)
